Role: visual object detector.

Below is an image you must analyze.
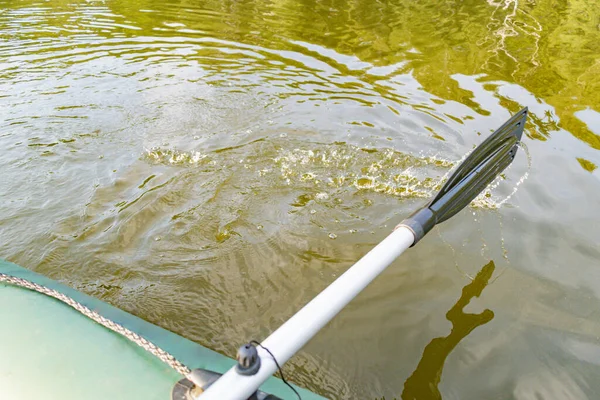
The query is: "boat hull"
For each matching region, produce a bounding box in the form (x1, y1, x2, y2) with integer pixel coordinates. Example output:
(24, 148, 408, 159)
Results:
(0, 259, 324, 400)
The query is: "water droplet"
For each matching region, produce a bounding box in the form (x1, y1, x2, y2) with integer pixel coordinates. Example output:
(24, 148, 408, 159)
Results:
(215, 229, 233, 243)
(356, 177, 374, 188)
(301, 173, 315, 181)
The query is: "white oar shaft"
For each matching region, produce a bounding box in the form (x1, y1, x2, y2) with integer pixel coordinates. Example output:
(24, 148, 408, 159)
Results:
(198, 226, 415, 400)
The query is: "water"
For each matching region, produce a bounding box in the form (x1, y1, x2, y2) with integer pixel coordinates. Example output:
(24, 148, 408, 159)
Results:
(1, 0, 599, 398)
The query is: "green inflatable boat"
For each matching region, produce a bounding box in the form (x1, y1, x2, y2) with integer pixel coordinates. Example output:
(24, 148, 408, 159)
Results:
(0, 259, 324, 400)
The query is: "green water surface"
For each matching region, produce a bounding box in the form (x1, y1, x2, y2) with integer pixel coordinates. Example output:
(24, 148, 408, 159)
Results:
(1, 0, 599, 398)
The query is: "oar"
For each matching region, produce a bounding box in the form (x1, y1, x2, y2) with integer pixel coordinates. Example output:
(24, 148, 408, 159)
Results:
(198, 108, 528, 400)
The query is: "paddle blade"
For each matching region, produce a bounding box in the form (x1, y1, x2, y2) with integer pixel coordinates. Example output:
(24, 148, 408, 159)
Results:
(399, 108, 528, 244)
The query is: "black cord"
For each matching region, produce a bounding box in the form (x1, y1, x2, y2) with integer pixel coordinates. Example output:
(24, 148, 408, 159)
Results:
(250, 340, 302, 400)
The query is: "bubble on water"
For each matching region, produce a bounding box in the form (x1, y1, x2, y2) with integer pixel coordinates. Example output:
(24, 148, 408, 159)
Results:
(328, 233, 337, 239)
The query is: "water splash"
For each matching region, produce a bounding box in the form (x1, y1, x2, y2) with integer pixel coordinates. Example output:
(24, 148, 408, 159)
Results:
(145, 148, 209, 164)
(472, 141, 531, 209)
(143, 139, 529, 210)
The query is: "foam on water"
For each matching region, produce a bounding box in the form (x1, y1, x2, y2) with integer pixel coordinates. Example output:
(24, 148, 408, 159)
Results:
(144, 139, 528, 209)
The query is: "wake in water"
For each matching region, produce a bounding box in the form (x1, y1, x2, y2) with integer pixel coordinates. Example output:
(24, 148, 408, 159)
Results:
(144, 138, 530, 211)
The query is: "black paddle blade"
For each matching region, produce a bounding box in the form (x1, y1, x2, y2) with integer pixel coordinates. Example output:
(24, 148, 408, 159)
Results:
(400, 107, 528, 245)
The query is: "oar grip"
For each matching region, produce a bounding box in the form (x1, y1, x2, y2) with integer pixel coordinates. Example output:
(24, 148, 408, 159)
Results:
(396, 207, 436, 246)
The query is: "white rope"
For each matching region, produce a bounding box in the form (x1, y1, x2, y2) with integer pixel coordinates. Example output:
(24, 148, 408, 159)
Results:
(0, 272, 192, 377)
